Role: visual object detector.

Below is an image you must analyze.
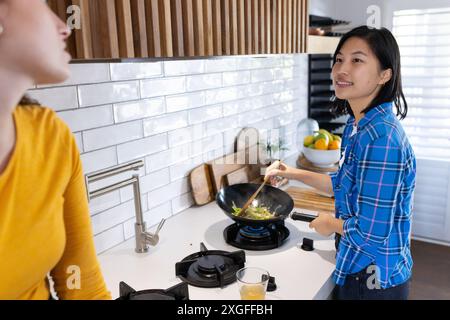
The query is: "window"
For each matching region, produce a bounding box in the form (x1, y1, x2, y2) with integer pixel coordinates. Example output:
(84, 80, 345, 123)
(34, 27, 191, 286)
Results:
(393, 7, 450, 160)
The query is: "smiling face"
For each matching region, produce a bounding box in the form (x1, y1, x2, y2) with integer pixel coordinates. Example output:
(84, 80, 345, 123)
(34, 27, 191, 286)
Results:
(332, 37, 392, 109)
(0, 0, 72, 85)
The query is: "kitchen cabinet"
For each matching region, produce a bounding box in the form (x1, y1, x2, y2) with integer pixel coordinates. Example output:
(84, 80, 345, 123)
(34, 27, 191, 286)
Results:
(48, 0, 309, 60)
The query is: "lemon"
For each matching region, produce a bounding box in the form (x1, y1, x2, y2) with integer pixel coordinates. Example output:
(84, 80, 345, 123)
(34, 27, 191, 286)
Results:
(303, 135, 315, 147)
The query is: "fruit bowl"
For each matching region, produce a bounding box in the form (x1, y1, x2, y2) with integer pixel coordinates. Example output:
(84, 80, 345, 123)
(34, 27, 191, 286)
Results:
(303, 147, 341, 168)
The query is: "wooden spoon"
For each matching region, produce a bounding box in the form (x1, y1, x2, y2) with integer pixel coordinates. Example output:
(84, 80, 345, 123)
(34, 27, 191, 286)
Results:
(237, 161, 281, 217)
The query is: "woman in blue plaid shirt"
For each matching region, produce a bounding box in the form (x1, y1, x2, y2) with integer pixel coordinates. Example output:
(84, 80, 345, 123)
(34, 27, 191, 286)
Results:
(266, 26, 416, 300)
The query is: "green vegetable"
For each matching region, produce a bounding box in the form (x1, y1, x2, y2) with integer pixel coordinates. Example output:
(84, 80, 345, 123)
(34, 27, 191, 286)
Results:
(231, 202, 274, 220)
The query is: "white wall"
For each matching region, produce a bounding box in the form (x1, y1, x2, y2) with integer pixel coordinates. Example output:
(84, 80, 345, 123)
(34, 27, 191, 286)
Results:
(310, 0, 450, 31)
(28, 55, 309, 254)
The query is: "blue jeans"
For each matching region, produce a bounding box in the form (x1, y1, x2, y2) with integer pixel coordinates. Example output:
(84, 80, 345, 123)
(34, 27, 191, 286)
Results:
(333, 266, 410, 300)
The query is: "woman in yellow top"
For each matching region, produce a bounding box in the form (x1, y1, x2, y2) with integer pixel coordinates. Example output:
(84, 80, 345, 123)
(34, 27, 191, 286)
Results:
(0, 0, 111, 300)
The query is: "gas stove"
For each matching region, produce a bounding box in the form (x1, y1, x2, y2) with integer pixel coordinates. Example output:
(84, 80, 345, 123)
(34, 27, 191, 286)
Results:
(116, 281, 189, 300)
(224, 221, 290, 251)
(175, 243, 246, 288)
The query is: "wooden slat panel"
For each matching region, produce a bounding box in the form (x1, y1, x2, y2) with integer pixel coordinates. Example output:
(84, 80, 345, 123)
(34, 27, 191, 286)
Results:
(145, 0, 161, 57)
(171, 0, 185, 57)
(292, 0, 298, 53)
(237, 0, 246, 55)
(130, 0, 148, 57)
(203, 0, 214, 56)
(258, 0, 265, 54)
(252, 0, 259, 54)
(158, 0, 173, 57)
(303, 0, 309, 53)
(182, 0, 195, 56)
(220, 0, 231, 55)
(297, 0, 302, 53)
(193, 0, 205, 56)
(287, 0, 292, 53)
(212, 0, 222, 56)
(282, 0, 288, 53)
(116, 0, 135, 58)
(271, 0, 277, 54)
(229, 0, 238, 55)
(96, 0, 120, 58)
(277, 0, 282, 53)
(245, 0, 252, 54)
(264, 0, 271, 54)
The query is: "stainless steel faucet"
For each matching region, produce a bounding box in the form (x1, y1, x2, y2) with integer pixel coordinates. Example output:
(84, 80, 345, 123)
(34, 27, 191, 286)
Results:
(85, 160, 165, 253)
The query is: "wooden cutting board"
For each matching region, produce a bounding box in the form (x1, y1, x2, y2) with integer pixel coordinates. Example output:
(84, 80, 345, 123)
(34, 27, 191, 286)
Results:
(286, 187, 335, 214)
(190, 164, 215, 205)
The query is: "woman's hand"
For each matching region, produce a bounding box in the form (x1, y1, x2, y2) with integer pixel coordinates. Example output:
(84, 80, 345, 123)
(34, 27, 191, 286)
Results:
(265, 161, 295, 186)
(309, 212, 344, 237)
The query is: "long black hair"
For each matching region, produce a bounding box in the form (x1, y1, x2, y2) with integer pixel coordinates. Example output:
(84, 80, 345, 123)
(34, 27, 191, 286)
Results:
(331, 26, 408, 120)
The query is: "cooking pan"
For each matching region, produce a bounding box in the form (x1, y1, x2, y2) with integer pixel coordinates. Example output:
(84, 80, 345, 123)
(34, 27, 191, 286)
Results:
(216, 183, 317, 227)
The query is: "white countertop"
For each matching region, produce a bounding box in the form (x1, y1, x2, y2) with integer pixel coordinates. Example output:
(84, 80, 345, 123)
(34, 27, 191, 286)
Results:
(98, 176, 337, 300)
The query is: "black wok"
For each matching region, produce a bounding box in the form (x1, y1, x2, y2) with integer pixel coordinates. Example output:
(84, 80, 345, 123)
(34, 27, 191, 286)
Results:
(216, 183, 319, 226)
(216, 183, 295, 227)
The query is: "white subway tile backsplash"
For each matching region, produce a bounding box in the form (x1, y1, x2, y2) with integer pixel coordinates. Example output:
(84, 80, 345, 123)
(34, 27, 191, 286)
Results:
(164, 60, 205, 76)
(110, 62, 162, 81)
(117, 133, 168, 164)
(190, 133, 224, 157)
(140, 77, 185, 98)
(204, 58, 237, 73)
(143, 112, 188, 136)
(223, 70, 251, 86)
(169, 155, 204, 181)
(168, 124, 204, 148)
(58, 105, 114, 132)
(172, 193, 194, 214)
(204, 116, 239, 137)
(205, 86, 246, 105)
(251, 69, 275, 83)
(91, 201, 135, 235)
(166, 92, 205, 113)
(147, 177, 190, 209)
(145, 144, 190, 173)
(81, 147, 118, 174)
(114, 98, 165, 123)
(223, 99, 252, 116)
(89, 191, 122, 216)
(28, 86, 78, 111)
(188, 104, 223, 125)
(139, 168, 171, 193)
(94, 224, 124, 254)
(83, 121, 143, 152)
(186, 73, 223, 92)
(78, 81, 139, 107)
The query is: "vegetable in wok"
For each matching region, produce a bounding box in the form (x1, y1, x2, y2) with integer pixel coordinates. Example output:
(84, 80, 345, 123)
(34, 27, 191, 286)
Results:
(231, 202, 275, 220)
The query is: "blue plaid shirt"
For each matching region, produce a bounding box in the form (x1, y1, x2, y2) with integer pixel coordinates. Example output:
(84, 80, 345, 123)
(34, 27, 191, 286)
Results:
(330, 102, 416, 289)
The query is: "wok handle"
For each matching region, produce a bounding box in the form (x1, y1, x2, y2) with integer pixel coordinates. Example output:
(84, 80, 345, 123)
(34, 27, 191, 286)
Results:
(291, 212, 318, 223)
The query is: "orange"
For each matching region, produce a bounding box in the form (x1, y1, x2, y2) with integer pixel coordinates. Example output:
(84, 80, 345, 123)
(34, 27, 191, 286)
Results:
(328, 140, 341, 150)
(314, 138, 329, 150)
